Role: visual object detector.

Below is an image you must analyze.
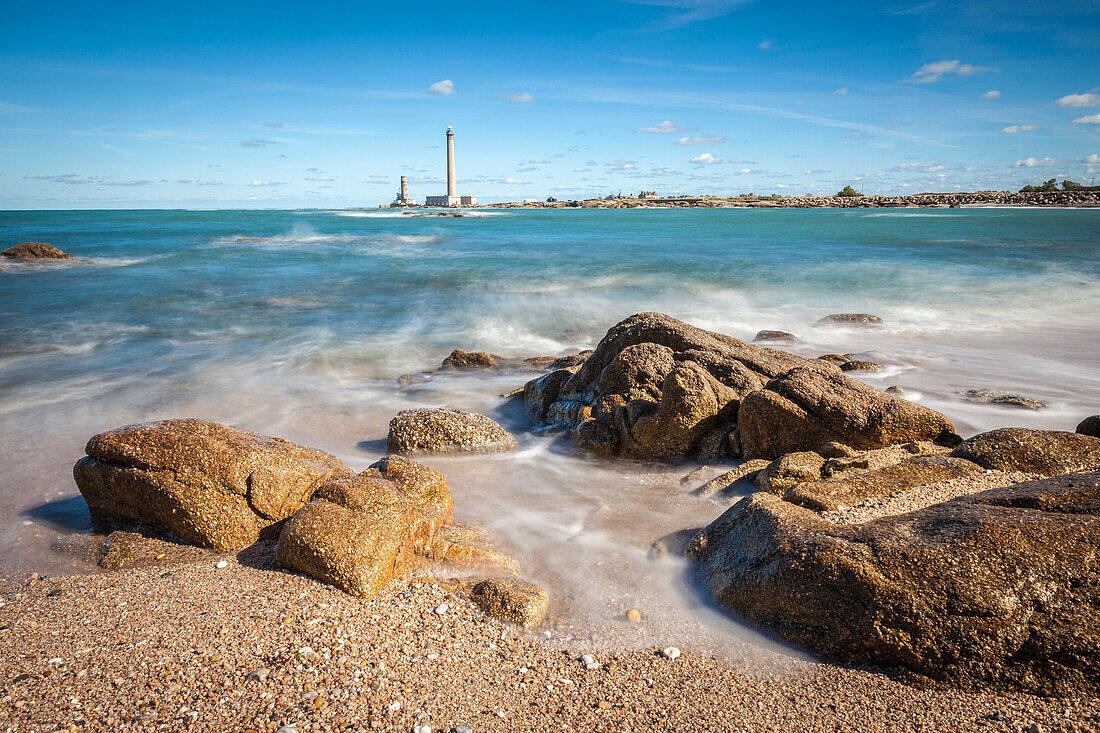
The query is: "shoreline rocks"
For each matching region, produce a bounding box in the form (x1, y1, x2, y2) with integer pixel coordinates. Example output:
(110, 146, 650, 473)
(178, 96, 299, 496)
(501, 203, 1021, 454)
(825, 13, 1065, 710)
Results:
(813, 313, 883, 328)
(965, 389, 1049, 410)
(73, 419, 351, 551)
(387, 408, 519, 455)
(951, 428, 1100, 476)
(2, 242, 75, 261)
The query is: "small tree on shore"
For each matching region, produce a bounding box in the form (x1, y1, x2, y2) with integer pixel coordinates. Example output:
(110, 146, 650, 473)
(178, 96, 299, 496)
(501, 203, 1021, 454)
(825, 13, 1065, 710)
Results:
(836, 185, 863, 197)
(1019, 178, 1060, 193)
(1061, 180, 1084, 191)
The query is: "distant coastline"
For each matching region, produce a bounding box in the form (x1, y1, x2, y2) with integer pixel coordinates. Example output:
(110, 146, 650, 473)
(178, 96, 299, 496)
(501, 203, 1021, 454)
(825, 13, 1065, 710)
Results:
(476, 190, 1100, 209)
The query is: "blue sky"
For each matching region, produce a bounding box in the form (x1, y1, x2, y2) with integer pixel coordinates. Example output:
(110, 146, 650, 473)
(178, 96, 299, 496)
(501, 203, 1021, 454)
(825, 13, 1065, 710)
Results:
(1, 0, 1098, 208)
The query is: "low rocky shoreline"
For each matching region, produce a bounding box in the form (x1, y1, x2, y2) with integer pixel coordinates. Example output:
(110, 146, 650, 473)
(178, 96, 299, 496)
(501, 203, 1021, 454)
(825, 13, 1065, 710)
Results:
(482, 190, 1100, 209)
(2, 312, 1098, 731)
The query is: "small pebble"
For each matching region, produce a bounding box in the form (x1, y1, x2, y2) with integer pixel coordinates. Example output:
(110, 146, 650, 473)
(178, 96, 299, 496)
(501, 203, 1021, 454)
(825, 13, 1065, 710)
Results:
(215, 560, 229, 569)
(454, 726, 473, 733)
(276, 727, 297, 733)
(625, 608, 642, 622)
(433, 603, 449, 616)
(388, 702, 401, 712)
(660, 646, 681, 660)
(413, 726, 432, 733)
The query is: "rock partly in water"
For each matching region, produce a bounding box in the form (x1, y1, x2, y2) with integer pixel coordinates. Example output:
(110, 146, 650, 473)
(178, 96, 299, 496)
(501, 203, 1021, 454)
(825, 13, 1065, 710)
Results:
(692, 459, 771, 497)
(1078, 415, 1100, 439)
(1, 242, 75, 260)
(738, 362, 956, 460)
(73, 419, 351, 551)
(753, 330, 798, 342)
(275, 456, 453, 598)
(785, 455, 982, 511)
(687, 471, 1100, 696)
(522, 313, 950, 461)
(951, 428, 1100, 476)
(813, 313, 884, 328)
(754, 451, 826, 495)
(840, 360, 882, 373)
(964, 389, 1049, 411)
(387, 408, 519, 455)
(440, 349, 500, 370)
(425, 523, 521, 576)
(470, 577, 549, 629)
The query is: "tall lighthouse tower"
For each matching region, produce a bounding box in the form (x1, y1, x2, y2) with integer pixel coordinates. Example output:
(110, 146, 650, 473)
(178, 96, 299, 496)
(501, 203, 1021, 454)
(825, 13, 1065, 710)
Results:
(425, 126, 476, 207)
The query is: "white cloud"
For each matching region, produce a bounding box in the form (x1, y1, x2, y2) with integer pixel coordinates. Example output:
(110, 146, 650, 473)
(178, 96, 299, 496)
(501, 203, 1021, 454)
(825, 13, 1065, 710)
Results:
(674, 135, 725, 145)
(1056, 93, 1100, 108)
(636, 120, 688, 134)
(305, 176, 335, 181)
(1085, 154, 1100, 174)
(1013, 157, 1054, 168)
(905, 60, 994, 84)
(249, 180, 286, 187)
(690, 153, 722, 165)
(892, 161, 947, 172)
(241, 139, 278, 147)
(606, 160, 637, 170)
(981, 90, 1000, 100)
(1072, 113, 1100, 125)
(1001, 125, 1038, 134)
(833, 87, 850, 95)
(757, 39, 775, 50)
(428, 80, 455, 95)
(621, 0, 752, 32)
(497, 93, 534, 103)
(734, 167, 753, 174)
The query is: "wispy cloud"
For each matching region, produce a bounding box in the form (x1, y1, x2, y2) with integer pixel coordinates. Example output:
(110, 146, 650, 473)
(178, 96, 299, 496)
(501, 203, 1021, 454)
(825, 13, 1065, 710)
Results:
(981, 90, 1001, 99)
(595, 52, 737, 74)
(606, 160, 637, 170)
(102, 179, 154, 186)
(690, 152, 722, 165)
(1056, 92, 1100, 108)
(1085, 154, 1100, 175)
(904, 59, 995, 84)
(1072, 113, 1100, 125)
(28, 173, 98, 184)
(620, 0, 754, 32)
(1001, 124, 1038, 134)
(1013, 157, 1054, 168)
(497, 93, 534, 103)
(674, 135, 725, 145)
(241, 138, 278, 147)
(833, 87, 850, 95)
(249, 180, 286, 187)
(636, 120, 690, 133)
(0, 100, 39, 114)
(265, 121, 284, 128)
(757, 38, 775, 50)
(428, 79, 455, 95)
(305, 175, 335, 181)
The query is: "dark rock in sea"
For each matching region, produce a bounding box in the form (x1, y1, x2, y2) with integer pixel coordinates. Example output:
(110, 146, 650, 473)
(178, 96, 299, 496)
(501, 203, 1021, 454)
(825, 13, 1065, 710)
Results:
(840, 360, 882, 372)
(753, 330, 798, 342)
(964, 389, 1049, 410)
(786, 455, 982, 511)
(469, 577, 549, 629)
(687, 471, 1100, 695)
(951, 427, 1100, 476)
(812, 313, 884, 327)
(522, 313, 953, 461)
(396, 372, 432, 386)
(1, 242, 75, 260)
(276, 457, 453, 598)
(1078, 415, 1100, 438)
(387, 408, 519, 455)
(73, 419, 351, 551)
(440, 349, 500, 370)
(885, 385, 906, 395)
(737, 362, 955, 459)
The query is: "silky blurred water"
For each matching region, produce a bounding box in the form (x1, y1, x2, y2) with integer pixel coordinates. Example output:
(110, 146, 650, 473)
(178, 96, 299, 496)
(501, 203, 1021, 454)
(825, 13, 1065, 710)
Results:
(1, 207, 1098, 648)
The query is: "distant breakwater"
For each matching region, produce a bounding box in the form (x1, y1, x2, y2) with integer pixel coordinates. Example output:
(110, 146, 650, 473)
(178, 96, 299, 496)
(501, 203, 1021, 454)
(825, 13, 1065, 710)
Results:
(485, 190, 1100, 209)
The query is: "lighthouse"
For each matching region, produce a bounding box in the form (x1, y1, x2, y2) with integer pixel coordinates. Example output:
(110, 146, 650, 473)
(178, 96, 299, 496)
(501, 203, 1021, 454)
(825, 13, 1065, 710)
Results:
(426, 126, 477, 207)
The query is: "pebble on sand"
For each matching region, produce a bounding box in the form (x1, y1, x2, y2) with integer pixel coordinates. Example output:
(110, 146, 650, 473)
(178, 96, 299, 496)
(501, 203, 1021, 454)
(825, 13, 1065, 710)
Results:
(434, 603, 449, 615)
(215, 560, 229, 569)
(625, 608, 642, 622)
(661, 646, 681, 659)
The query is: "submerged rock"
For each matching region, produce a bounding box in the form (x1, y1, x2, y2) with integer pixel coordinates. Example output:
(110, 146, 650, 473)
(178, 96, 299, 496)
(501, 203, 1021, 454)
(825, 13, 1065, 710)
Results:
(387, 408, 519, 455)
(2, 242, 75, 260)
(470, 577, 549, 629)
(964, 389, 1049, 410)
(951, 428, 1100, 476)
(753, 330, 798, 342)
(813, 313, 884, 327)
(275, 456, 453, 598)
(440, 349, 499, 370)
(522, 313, 951, 461)
(687, 471, 1100, 695)
(840, 360, 882, 373)
(73, 419, 351, 551)
(425, 523, 521, 576)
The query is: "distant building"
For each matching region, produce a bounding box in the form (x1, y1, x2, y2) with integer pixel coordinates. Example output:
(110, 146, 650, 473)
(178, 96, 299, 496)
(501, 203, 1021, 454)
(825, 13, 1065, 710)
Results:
(638, 190, 659, 200)
(389, 176, 416, 207)
(424, 127, 478, 207)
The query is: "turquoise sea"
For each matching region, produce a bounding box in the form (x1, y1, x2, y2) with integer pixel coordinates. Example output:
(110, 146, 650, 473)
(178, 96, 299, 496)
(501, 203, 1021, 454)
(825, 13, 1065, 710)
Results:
(1, 207, 1098, 637)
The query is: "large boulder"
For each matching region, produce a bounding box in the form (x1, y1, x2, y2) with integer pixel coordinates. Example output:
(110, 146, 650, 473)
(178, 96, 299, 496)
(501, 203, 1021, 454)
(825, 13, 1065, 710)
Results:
(73, 419, 351, 551)
(1078, 415, 1100, 438)
(523, 313, 950, 461)
(2, 242, 74, 260)
(275, 456, 453, 598)
(738, 363, 956, 459)
(687, 472, 1100, 695)
(951, 428, 1100, 476)
(387, 408, 519, 455)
